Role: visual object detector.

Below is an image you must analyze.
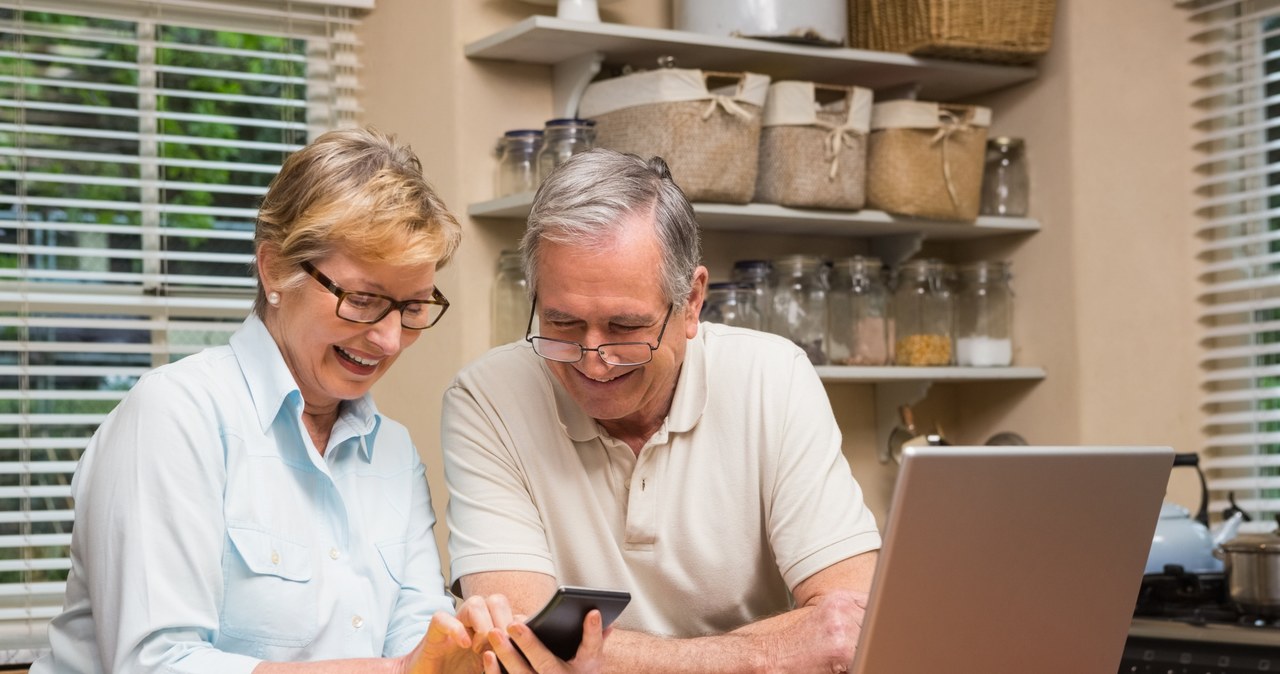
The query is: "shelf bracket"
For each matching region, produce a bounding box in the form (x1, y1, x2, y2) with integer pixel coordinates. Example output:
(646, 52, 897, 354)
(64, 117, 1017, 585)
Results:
(871, 232, 923, 267)
(872, 380, 932, 465)
(552, 51, 604, 119)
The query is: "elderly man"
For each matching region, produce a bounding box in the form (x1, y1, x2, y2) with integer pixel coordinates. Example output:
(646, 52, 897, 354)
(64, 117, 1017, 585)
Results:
(442, 148, 881, 673)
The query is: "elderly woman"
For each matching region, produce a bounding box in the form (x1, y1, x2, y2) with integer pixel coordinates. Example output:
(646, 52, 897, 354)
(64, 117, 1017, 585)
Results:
(31, 128, 603, 674)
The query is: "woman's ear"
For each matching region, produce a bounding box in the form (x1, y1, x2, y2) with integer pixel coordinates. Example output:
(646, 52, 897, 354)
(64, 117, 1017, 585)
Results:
(255, 244, 278, 294)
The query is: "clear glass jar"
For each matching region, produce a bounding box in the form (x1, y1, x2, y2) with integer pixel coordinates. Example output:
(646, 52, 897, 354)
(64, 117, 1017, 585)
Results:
(827, 256, 890, 366)
(768, 254, 828, 365)
(891, 259, 953, 366)
(491, 249, 531, 347)
(494, 129, 542, 198)
(730, 259, 772, 331)
(980, 136, 1029, 217)
(700, 282, 762, 330)
(954, 261, 1013, 367)
(536, 118, 597, 183)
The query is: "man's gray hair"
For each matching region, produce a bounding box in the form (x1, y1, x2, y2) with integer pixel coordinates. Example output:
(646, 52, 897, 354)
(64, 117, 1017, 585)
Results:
(521, 148, 701, 305)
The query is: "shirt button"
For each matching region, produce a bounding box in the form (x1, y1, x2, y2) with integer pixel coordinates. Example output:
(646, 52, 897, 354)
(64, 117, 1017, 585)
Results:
(270, 550, 280, 565)
(329, 548, 340, 560)
(352, 615, 364, 629)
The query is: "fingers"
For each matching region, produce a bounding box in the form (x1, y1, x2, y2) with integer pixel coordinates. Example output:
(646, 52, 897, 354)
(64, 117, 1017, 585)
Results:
(482, 650, 503, 674)
(458, 594, 519, 654)
(426, 610, 472, 650)
(488, 626, 533, 674)
(575, 609, 605, 660)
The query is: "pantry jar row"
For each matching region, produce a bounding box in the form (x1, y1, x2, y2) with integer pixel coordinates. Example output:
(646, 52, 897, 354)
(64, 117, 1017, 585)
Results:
(701, 255, 1015, 367)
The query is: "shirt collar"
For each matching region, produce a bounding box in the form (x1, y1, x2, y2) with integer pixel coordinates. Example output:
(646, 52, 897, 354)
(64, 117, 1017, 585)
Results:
(229, 314, 382, 461)
(549, 327, 708, 442)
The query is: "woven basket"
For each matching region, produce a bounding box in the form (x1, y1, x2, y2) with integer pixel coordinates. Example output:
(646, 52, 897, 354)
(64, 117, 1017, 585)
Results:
(849, 0, 1056, 64)
(755, 82, 871, 210)
(865, 100, 989, 222)
(581, 69, 769, 204)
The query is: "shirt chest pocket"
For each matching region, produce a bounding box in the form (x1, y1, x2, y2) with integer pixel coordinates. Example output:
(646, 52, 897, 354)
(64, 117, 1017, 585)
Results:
(222, 526, 318, 647)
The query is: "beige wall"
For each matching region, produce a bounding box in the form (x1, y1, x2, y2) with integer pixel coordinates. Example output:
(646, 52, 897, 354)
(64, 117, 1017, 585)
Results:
(359, 0, 1207, 559)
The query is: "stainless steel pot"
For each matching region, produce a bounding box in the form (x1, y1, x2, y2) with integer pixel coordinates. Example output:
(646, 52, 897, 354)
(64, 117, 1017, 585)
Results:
(1215, 518, 1280, 617)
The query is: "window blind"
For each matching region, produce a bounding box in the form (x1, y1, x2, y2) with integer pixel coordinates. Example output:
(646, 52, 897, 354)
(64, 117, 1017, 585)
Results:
(0, 0, 359, 653)
(1187, 0, 1280, 528)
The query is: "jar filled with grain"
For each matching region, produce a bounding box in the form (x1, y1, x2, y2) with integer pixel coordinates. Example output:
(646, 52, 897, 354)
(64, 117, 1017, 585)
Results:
(827, 256, 890, 366)
(954, 261, 1013, 366)
(891, 259, 953, 366)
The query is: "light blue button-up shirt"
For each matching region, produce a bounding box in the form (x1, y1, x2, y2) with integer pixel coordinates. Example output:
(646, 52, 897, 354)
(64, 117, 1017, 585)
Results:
(32, 315, 453, 674)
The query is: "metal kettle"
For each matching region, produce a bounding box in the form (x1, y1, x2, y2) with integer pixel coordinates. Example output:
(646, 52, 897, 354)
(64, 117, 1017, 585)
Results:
(1144, 453, 1244, 575)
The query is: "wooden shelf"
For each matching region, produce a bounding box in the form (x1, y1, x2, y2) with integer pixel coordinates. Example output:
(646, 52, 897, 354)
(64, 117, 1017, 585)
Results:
(816, 366, 1046, 384)
(468, 193, 1039, 241)
(464, 16, 1037, 101)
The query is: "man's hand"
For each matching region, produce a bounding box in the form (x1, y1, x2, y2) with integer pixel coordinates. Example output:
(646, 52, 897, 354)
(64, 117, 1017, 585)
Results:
(482, 609, 609, 674)
(740, 590, 870, 674)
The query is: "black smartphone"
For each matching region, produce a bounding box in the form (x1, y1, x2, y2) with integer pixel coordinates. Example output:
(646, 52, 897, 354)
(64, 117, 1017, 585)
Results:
(518, 585, 631, 662)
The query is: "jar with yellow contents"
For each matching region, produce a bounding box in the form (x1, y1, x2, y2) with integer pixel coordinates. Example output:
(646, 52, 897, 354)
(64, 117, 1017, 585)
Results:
(891, 259, 953, 366)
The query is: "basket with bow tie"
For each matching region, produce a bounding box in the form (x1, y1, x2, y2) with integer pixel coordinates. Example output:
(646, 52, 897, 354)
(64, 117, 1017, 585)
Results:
(580, 68, 770, 204)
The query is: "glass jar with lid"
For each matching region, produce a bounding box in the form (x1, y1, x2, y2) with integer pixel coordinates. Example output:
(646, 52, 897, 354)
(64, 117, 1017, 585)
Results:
(700, 282, 762, 330)
(891, 259, 953, 366)
(494, 129, 543, 198)
(827, 256, 890, 366)
(491, 249, 531, 347)
(768, 254, 829, 365)
(980, 136, 1029, 217)
(730, 259, 772, 331)
(536, 118, 597, 183)
(954, 261, 1013, 367)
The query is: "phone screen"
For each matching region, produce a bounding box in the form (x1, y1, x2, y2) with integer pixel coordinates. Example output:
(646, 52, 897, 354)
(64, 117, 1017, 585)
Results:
(510, 585, 630, 665)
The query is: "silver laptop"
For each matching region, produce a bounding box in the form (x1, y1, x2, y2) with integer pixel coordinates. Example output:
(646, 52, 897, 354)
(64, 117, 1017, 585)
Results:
(851, 445, 1173, 674)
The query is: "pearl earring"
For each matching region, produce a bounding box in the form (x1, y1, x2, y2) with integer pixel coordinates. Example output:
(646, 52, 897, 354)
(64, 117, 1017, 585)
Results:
(267, 291, 281, 306)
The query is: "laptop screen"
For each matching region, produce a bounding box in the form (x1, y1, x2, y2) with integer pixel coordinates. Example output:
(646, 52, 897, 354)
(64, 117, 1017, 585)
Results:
(851, 445, 1173, 674)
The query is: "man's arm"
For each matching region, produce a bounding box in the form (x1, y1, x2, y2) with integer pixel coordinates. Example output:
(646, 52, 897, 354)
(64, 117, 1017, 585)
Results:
(460, 551, 878, 674)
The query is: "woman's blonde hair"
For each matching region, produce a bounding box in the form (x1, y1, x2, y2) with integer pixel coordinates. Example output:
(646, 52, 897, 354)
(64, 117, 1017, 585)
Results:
(252, 126, 461, 317)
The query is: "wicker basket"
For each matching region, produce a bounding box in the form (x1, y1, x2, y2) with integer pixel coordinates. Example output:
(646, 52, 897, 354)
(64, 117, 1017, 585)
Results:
(865, 100, 990, 222)
(849, 0, 1056, 65)
(755, 82, 872, 211)
(580, 69, 770, 204)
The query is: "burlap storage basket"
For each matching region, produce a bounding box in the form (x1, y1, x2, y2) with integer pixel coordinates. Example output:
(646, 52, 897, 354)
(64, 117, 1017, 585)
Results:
(865, 100, 990, 222)
(755, 81, 872, 210)
(580, 69, 770, 204)
(849, 0, 1057, 65)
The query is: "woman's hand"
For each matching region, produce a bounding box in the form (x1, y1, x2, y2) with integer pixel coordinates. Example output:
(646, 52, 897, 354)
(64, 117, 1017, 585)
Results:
(400, 595, 519, 674)
(481, 609, 608, 674)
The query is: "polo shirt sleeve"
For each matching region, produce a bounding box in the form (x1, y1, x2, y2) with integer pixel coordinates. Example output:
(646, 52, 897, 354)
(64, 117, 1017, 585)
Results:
(441, 378, 558, 590)
(71, 370, 260, 674)
(766, 352, 882, 590)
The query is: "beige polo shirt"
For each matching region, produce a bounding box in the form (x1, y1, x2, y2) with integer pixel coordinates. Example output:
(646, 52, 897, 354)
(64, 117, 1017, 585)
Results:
(442, 323, 881, 638)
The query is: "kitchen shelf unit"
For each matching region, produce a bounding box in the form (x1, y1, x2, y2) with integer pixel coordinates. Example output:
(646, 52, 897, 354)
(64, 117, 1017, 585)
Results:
(464, 16, 1046, 457)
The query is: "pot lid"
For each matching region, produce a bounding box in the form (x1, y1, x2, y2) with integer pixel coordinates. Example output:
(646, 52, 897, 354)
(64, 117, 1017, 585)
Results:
(1220, 531, 1280, 552)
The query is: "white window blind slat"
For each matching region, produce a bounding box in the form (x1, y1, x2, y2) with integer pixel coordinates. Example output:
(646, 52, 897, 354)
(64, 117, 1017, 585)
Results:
(0, 1, 360, 652)
(1192, 2, 1280, 526)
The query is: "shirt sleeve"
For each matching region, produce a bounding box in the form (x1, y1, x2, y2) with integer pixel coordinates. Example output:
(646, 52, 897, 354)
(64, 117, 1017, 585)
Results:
(382, 456, 456, 657)
(767, 352, 882, 589)
(441, 379, 558, 592)
(72, 370, 261, 674)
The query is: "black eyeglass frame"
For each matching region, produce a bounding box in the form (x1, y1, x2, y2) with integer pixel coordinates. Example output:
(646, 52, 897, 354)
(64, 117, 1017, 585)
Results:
(299, 260, 449, 330)
(524, 295, 676, 367)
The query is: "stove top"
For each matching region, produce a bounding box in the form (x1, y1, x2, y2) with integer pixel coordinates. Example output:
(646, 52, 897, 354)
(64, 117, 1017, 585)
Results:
(1126, 567, 1280, 652)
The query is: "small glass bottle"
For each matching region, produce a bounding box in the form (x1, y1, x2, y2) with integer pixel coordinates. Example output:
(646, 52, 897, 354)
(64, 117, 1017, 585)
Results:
(494, 129, 543, 198)
(891, 259, 953, 366)
(768, 254, 829, 365)
(536, 118, 597, 183)
(730, 259, 772, 331)
(827, 256, 890, 366)
(980, 136, 1029, 217)
(954, 261, 1014, 367)
(700, 282, 763, 330)
(491, 249, 531, 347)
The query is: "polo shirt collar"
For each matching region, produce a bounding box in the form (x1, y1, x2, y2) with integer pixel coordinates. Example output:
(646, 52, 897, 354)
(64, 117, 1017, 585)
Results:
(548, 327, 708, 442)
(230, 314, 382, 462)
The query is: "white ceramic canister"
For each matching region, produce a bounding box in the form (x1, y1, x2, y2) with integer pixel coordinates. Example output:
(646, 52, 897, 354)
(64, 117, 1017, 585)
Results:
(673, 0, 847, 45)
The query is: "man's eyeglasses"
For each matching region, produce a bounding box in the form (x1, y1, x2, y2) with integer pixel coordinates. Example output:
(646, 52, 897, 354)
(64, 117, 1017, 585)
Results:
(300, 260, 449, 330)
(524, 297, 674, 367)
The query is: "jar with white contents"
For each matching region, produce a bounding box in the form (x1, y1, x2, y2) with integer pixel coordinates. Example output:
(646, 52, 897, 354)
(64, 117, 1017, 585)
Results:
(954, 261, 1014, 367)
